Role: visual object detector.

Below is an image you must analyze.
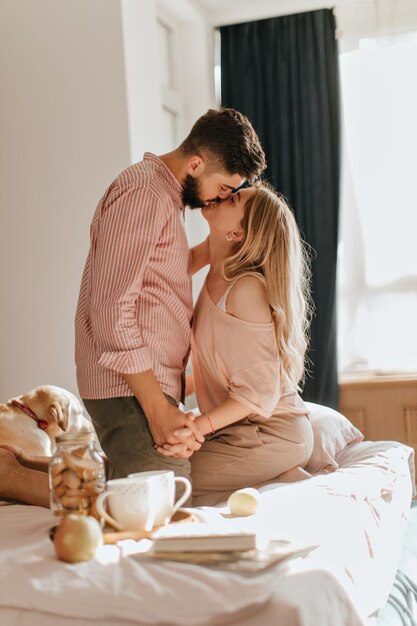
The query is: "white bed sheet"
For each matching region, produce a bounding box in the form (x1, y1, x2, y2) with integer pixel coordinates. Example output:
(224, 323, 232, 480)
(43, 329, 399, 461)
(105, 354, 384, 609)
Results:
(0, 440, 413, 626)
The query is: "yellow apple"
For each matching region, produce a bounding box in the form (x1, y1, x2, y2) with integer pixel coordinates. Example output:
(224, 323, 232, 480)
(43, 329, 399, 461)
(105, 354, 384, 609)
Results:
(54, 514, 103, 563)
(228, 488, 259, 516)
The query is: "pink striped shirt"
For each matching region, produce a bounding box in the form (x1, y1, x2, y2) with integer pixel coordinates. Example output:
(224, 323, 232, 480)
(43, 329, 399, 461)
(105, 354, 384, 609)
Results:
(75, 153, 192, 403)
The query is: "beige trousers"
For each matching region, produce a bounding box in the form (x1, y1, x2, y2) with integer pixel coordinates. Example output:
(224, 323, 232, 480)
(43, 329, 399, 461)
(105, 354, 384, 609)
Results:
(191, 414, 313, 506)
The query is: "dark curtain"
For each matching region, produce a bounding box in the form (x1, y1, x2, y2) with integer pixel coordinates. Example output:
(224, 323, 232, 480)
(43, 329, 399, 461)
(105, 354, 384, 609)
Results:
(220, 9, 340, 408)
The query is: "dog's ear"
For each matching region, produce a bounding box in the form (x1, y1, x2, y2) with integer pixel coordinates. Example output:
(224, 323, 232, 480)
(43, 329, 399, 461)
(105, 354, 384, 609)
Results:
(49, 400, 69, 432)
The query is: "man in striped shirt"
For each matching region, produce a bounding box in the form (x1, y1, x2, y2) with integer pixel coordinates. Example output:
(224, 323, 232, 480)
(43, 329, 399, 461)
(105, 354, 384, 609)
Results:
(75, 108, 266, 483)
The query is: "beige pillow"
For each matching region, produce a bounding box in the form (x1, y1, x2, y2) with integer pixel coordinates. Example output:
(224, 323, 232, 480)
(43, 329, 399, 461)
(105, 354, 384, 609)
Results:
(305, 401, 364, 474)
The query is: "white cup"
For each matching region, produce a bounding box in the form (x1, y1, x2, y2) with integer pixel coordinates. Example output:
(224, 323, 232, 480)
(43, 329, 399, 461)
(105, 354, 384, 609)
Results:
(95, 476, 161, 532)
(128, 470, 191, 527)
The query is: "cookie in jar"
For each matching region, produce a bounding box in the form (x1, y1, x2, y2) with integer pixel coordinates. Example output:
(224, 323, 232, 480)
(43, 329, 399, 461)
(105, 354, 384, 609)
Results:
(49, 432, 106, 518)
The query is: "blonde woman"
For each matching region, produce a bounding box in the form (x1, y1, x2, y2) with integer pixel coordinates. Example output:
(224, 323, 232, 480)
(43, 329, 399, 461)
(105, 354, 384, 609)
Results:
(156, 183, 315, 506)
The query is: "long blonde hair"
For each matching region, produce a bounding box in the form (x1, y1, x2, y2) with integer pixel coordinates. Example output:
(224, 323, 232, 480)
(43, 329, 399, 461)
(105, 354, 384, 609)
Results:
(221, 184, 313, 391)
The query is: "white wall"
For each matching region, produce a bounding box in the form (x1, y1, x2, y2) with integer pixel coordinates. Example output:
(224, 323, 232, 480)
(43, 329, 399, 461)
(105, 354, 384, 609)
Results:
(0, 0, 131, 398)
(0, 0, 215, 400)
(177, 11, 217, 302)
(121, 0, 165, 161)
(123, 0, 214, 301)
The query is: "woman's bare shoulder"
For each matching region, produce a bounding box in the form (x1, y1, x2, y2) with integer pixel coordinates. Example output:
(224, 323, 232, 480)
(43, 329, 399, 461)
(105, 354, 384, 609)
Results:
(226, 275, 272, 323)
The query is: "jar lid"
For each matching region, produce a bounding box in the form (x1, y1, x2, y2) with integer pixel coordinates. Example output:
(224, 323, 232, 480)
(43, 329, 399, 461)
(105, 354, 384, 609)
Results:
(55, 431, 95, 445)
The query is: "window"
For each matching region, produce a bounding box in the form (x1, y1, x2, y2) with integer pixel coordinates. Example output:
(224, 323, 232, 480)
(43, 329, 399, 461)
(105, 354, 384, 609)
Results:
(338, 34, 417, 375)
(157, 12, 183, 152)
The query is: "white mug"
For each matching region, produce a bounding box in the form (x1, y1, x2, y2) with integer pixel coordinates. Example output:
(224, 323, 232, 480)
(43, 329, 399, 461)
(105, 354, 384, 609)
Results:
(95, 476, 161, 532)
(128, 470, 191, 527)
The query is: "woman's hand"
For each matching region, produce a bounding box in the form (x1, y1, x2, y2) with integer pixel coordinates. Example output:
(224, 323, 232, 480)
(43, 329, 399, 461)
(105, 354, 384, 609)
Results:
(147, 404, 204, 449)
(155, 441, 195, 459)
(155, 416, 204, 459)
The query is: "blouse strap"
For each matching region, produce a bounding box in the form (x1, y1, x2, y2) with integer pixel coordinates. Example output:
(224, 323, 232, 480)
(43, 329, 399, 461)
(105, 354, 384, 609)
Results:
(216, 272, 266, 313)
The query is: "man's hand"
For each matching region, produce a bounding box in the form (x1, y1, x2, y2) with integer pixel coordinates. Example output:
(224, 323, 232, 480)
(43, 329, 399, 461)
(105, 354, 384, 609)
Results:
(148, 404, 204, 450)
(122, 370, 205, 453)
(122, 370, 204, 448)
(155, 419, 205, 459)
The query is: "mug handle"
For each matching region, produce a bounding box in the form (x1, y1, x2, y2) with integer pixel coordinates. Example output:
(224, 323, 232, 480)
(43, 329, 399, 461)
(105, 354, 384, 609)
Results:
(172, 477, 192, 514)
(95, 491, 124, 531)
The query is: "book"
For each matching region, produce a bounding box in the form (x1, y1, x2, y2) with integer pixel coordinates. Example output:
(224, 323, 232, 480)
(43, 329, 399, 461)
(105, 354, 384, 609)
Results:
(151, 523, 257, 553)
(133, 540, 318, 572)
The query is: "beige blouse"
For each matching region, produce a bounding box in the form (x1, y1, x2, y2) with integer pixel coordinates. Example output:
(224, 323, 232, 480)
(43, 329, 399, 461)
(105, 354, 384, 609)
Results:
(191, 276, 308, 421)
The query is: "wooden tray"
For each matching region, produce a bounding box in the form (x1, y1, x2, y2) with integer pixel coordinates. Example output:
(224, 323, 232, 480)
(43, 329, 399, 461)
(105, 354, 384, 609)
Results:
(103, 509, 196, 544)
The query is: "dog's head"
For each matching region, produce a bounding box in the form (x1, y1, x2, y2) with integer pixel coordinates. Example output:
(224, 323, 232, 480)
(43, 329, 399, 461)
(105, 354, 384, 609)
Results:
(9, 385, 91, 439)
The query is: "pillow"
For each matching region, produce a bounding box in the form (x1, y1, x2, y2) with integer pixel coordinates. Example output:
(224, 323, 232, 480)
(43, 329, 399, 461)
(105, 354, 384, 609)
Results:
(304, 401, 364, 474)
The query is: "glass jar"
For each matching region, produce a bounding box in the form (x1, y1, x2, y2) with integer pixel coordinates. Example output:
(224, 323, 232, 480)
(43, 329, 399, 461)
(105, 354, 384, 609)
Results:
(49, 432, 106, 519)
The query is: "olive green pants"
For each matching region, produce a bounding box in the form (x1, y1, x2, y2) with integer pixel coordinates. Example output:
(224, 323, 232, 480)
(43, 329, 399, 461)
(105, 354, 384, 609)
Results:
(83, 396, 191, 488)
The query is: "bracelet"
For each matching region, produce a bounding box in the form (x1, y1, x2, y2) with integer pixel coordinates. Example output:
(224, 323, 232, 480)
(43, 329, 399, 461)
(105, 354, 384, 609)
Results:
(203, 412, 215, 434)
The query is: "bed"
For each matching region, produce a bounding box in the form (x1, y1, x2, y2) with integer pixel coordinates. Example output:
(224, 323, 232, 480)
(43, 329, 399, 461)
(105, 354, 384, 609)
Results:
(0, 437, 414, 626)
(376, 499, 417, 626)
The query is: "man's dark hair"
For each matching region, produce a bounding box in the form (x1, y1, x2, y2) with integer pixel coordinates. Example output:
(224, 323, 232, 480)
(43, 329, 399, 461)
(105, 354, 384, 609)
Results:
(180, 108, 266, 183)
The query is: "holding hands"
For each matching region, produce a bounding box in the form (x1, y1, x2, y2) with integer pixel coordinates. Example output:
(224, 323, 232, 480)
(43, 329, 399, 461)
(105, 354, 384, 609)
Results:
(154, 398, 252, 458)
(155, 413, 207, 459)
(149, 406, 205, 459)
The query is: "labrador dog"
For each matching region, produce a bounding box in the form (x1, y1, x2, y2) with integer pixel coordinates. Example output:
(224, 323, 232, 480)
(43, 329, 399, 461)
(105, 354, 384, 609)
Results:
(0, 385, 92, 456)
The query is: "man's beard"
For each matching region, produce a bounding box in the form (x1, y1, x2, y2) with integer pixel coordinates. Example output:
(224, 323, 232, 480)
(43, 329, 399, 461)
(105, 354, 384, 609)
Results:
(182, 174, 207, 209)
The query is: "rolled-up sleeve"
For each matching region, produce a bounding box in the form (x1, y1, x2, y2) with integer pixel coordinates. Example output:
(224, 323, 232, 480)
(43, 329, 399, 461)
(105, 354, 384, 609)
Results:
(229, 360, 281, 418)
(89, 181, 166, 374)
